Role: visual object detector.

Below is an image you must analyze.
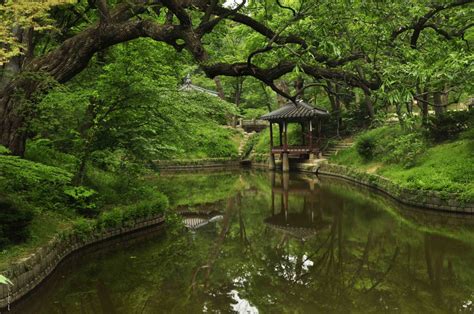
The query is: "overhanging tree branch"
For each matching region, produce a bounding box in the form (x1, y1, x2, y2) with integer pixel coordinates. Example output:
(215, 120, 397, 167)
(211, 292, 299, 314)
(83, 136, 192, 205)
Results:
(391, 0, 474, 48)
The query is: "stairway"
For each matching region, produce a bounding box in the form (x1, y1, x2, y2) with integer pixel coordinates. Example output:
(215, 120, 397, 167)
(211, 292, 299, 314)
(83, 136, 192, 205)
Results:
(238, 131, 253, 158)
(322, 139, 354, 158)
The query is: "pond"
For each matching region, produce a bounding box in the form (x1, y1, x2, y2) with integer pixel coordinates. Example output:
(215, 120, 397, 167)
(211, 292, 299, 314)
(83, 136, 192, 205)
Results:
(14, 170, 474, 313)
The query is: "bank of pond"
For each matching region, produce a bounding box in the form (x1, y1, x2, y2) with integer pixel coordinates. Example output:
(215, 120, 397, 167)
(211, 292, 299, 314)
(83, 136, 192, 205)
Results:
(5, 170, 474, 313)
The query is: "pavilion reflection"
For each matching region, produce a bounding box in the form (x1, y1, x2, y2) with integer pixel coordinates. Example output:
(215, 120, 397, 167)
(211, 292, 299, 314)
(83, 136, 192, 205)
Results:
(265, 172, 329, 241)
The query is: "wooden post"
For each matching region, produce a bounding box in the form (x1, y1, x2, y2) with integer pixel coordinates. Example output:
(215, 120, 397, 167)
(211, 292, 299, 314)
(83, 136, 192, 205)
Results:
(300, 122, 305, 145)
(282, 152, 289, 172)
(269, 122, 274, 148)
(279, 122, 283, 147)
(283, 121, 288, 150)
(269, 154, 276, 170)
(309, 119, 315, 160)
(269, 122, 276, 170)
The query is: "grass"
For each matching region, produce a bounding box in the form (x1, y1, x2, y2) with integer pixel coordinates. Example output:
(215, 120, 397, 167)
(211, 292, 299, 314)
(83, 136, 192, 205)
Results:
(330, 125, 474, 201)
(0, 211, 76, 270)
(0, 147, 170, 271)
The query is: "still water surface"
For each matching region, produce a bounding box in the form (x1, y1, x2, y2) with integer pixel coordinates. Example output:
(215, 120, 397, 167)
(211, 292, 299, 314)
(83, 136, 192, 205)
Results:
(15, 170, 474, 313)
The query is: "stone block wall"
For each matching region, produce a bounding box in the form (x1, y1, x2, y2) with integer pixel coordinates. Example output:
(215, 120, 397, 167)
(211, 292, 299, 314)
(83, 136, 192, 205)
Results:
(0, 216, 164, 310)
(318, 164, 474, 214)
(154, 158, 241, 171)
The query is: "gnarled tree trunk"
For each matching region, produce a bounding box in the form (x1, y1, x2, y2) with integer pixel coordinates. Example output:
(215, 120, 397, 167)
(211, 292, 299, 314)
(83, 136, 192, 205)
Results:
(0, 92, 27, 155)
(0, 19, 183, 155)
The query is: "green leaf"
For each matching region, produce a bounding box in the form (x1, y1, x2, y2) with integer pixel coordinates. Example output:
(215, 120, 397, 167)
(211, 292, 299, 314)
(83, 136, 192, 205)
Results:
(0, 274, 13, 286)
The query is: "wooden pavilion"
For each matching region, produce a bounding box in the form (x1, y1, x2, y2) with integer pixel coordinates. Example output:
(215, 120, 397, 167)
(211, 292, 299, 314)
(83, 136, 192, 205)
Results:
(260, 100, 329, 171)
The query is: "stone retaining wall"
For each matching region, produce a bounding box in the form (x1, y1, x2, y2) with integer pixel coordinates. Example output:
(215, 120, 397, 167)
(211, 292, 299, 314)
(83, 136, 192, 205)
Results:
(0, 215, 164, 310)
(154, 158, 241, 171)
(317, 163, 474, 214)
(249, 160, 473, 213)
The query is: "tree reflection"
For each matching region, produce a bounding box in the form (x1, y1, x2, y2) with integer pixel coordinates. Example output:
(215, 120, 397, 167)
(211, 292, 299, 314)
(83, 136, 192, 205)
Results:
(15, 171, 474, 314)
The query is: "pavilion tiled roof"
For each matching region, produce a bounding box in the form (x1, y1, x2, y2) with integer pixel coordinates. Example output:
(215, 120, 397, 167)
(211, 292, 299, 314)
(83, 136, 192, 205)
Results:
(260, 100, 329, 121)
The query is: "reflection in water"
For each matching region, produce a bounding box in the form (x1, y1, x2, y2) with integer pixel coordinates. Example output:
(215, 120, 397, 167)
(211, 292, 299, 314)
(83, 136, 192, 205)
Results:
(266, 172, 328, 241)
(183, 214, 223, 231)
(13, 171, 474, 313)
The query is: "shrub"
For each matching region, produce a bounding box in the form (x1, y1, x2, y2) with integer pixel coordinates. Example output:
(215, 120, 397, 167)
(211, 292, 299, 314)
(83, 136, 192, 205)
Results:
(425, 110, 472, 142)
(0, 199, 34, 248)
(73, 218, 95, 240)
(0, 145, 10, 155)
(96, 192, 168, 230)
(383, 133, 427, 168)
(0, 155, 72, 190)
(0, 155, 73, 212)
(356, 134, 377, 160)
(64, 186, 99, 217)
(242, 107, 268, 119)
(241, 133, 259, 159)
(25, 139, 77, 172)
(97, 208, 123, 230)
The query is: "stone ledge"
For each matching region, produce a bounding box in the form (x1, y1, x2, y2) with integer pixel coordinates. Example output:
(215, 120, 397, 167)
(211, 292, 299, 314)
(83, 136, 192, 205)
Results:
(154, 159, 241, 171)
(0, 215, 165, 310)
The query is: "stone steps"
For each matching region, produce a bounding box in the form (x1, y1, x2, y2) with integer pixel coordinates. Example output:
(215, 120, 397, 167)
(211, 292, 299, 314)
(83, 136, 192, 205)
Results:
(322, 139, 354, 158)
(238, 131, 253, 157)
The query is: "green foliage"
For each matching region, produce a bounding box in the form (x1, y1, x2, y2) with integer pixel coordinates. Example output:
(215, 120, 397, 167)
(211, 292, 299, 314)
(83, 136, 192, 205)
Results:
(425, 110, 473, 142)
(378, 139, 474, 201)
(0, 155, 73, 212)
(64, 186, 98, 218)
(242, 132, 260, 159)
(383, 133, 427, 168)
(0, 274, 12, 286)
(0, 199, 34, 249)
(331, 125, 474, 201)
(187, 126, 239, 159)
(0, 145, 10, 155)
(31, 39, 239, 162)
(242, 108, 268, 119)
(356, 134, 377, 161)
(0, 155, 72, 190)
(25, 139, 78, 172)
(71, 218, 95, 240)
(96, 193, 168, 230)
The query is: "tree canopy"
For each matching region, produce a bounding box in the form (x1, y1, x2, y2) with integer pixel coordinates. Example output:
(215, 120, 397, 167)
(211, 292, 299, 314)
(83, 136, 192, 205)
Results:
(0, 0, 473, 155)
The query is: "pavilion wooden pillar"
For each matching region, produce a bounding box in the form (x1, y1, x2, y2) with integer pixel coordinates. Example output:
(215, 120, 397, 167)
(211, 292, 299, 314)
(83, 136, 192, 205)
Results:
(309, 119, 315, 160)
(278, 122, 283, 146)
(269, 122, 276, 170)
(300, 122, 305, 145)
(282, 121, 289, 172)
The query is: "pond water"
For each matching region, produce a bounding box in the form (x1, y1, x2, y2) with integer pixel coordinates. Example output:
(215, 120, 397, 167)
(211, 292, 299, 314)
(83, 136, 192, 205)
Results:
(14, 170, 474, 313)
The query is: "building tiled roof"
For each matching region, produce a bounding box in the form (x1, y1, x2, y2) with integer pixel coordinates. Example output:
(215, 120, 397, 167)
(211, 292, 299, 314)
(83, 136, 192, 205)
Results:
(260, 100, 329, 121)
(179, 83, 219, 96)
(179, 74, 219, 96)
